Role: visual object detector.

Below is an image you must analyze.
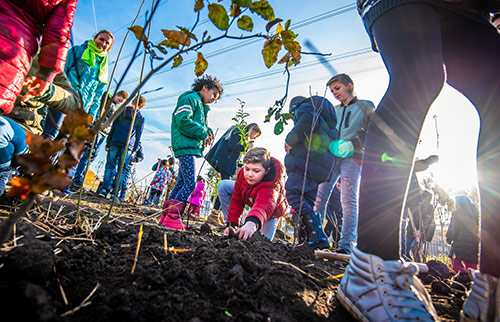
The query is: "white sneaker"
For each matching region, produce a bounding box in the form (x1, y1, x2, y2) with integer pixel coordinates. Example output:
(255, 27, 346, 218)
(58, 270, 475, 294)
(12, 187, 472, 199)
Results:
(461, 271, 500, 322)
(337, 246, 438, 321)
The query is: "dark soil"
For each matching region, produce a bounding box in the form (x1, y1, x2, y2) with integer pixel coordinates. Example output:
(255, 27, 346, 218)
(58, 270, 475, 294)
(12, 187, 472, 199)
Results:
(0, 192, 465, 321)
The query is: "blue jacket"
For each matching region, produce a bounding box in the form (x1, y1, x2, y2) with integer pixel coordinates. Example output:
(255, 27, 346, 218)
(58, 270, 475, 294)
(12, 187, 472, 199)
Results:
(106, 106, 145, 152)
(64, 41, 107, 119)
(284, 96, 338, 184)
(204, 125, 245, 177)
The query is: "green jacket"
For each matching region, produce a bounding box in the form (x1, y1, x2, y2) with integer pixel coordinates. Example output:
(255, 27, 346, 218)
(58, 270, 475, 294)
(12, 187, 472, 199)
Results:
(171, 90, 212, 158)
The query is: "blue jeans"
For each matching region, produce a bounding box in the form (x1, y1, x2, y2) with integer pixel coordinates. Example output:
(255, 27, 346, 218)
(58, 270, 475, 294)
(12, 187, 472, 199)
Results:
(315, 158, 361, 252)
(0, 116, 29, 168)
(168, 155, 195, 203)
(218, 179, 280, 241)
(102, 146, 131, 193)
(72, 133, 106, 185)
(42, 109, 65, 140)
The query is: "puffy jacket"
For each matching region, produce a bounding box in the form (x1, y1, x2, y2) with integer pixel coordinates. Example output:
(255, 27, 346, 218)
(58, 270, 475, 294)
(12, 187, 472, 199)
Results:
(150, 166, 169, 191)
(171, 90, 212, 158)
(446, 199, 479, 263)
(65, 41, 107, 118)
(284, 96, 339, 184)
(106, 106, 144, 152)
(188, 181, 206, 207)
(205, 125, 244, 177)
(228, 157, 288, 230)
(0, 0, 77, 114)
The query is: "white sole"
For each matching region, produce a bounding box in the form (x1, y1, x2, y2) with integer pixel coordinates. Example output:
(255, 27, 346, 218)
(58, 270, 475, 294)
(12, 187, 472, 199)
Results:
(337, 286, 369, 322)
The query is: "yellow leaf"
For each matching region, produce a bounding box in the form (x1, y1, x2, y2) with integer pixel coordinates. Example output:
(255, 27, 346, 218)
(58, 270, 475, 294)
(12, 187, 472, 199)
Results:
(129, 26, 148, 42)
(194, 0, 204, 12)
(237, 15, 253, 32)
(208, 3, 229, 30)
(173, 55, 183, 68)
(261, 36, 282, 68)
(276, 22, 283, 35)
(281, 30, 301, 62)
(161, 30, 190, 47)
(195, 52, 208, 76)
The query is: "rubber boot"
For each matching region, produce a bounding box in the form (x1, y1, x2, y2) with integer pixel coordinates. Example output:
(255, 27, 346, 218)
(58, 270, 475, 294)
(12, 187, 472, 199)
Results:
(160, 200, 186, 230)
(304, 212, 330, 250)
(159, 199, 170, 225)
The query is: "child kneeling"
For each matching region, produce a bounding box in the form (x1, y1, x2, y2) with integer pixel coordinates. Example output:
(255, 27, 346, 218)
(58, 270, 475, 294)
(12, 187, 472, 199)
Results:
(220, 147, 288, 241)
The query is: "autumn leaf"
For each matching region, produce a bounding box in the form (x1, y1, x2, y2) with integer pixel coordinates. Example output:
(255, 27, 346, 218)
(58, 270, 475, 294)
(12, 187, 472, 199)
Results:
(161, 30, 191, 47)
(30, 175, 52, 194)
(13, 154, 52, 174)
(230, 3, 241, 17)
(159, 39, 180, 49)
(57, 153, 79, 172)
(232, 0, 253, 8)
(60, 108, 93, 136)
(265, 18, 282, 32)
(43, 171, 72, 190)
(276, 22, 284, 35)
(195, 52, 208, 76)
(281, 30, 301, 62)
(285, 19, 291, 30)
(278, 52, 291, 64)
(194, 0, 204, 12)
(237, 15, 253, 31)
(173, 55, 183, 68)
(262, 36, 282, 68)
(208, 3, 229, 30)
(67, 140, 86, 161)
(128, 26, 148, 42)
(25, 133, 65, 159)
(252, 0, 275, 21)
(7, 177, 31, 199)
(177, 26, 198, 41)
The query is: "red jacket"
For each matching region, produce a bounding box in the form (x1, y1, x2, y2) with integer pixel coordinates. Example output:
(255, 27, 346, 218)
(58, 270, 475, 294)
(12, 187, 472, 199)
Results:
(0, 0, 77, 114)
(229, 157, 288, 229)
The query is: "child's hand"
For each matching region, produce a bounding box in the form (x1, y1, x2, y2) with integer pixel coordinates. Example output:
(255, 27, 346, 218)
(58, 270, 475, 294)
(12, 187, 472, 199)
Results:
(235, 221, 257, 240)
(22, 76, 50, 102)
(284, 142, 291, 154)
(224, 226, 235, 236)
(204, 132, 213, 147)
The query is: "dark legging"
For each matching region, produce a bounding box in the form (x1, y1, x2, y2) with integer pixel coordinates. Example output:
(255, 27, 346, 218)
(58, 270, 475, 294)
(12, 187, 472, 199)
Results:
(168, 155, 196, 203)
(357, 4, 500, 277)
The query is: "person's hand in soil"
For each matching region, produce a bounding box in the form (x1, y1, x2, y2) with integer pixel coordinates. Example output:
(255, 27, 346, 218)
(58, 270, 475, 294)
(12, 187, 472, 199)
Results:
(235, 221, 257, 240)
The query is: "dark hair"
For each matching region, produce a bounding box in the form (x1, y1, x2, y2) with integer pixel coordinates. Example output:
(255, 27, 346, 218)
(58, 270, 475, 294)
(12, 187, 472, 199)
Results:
(243, 147, 271, 169)
(197, 175, 204, 183)
(192, 75, 223, 95)
(94, 30, 114, 50)
(116, 90, 128, 100)
(245, 123, 261, 137)
(160, 159, 168, 166)
(492, 12, 500, 23)
(168, 157, 175, 165)
(326, 73, 354, 87)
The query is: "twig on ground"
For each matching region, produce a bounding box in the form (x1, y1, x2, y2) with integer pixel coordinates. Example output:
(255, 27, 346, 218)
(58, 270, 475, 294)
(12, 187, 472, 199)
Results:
(272, 260, 322, 283)
(60, 282, 101, 317)
(131, 224, 144, 274)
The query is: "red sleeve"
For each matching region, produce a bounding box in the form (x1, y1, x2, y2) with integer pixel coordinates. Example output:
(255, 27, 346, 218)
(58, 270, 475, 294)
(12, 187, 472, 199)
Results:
(37, 0, 78, 81)
(228, 170, 246, 226)
(245, 183, 278, 229)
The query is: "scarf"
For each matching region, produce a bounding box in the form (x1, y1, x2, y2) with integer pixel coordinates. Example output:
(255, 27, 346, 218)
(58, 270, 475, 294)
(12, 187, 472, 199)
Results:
(81, 39, 108, 83)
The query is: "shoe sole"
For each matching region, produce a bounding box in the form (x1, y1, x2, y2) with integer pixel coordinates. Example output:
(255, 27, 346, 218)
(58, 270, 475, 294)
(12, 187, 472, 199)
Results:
(337, 286, 369, 322)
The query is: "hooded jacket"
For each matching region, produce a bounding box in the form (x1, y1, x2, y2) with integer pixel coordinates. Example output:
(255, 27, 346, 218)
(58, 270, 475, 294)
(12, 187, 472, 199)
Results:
(284, 96, 339, 184)
(65, 41, 108, 119)
(0, 0, 77, 114)
(228, 157, 288, 230)
(106, 106, 144, 153)
(446, 196, 479, 263)
(171, 90, 212, 158)
(188, 181, 206, 207)
(205, 125, 245, 177)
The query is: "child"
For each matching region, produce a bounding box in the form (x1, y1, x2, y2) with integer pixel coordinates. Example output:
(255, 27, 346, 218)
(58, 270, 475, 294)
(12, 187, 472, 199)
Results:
(221, 147, 288, 241)
(99, 95, 145, 198)
(446, 195, 479, 273)
(160, 75, 223, 230)
(284, 95, 339, 249)
(187, 176, 206, 217)
(314, 74, 375, 254)
(146, 159, 169, 206)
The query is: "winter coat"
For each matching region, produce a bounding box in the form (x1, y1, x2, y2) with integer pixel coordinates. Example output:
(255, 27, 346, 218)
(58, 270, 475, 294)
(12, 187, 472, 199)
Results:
(446, 199, 479, 263)
(205, 125, 245, 177)
(334, 98, 375, 160)
(64, 41, 108, 119)
(7, 56, 82, 135)
(150, 166, 169, 191)
(0, 0, 77, 114)
(284, 96, 339, 184)
(228, 157, 288, 230)
(171, 91, 212, 158)
(106, 106, 144, 153)
(188, 181, 206, 207)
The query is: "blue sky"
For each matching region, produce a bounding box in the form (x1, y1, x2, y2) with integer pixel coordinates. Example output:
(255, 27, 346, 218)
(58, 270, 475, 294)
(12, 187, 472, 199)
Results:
(71, 0, 479, 194)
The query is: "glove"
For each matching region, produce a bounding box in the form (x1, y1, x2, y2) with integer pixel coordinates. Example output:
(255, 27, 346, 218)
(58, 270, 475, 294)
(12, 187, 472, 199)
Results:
(331, 140, 354, 158)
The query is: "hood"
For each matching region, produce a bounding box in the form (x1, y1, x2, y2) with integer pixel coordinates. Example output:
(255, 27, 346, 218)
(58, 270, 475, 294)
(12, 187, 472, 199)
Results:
(261, 157, 284, 183)
(455, 195, 472, 207)
(290, 96, 336, 129)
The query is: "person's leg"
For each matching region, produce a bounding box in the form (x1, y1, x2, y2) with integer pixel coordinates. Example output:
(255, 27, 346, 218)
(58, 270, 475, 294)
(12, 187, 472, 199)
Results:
(260, 217, 280, 241)
(439, 13, 500, 278)
(337, 159, 361, 253)
(213, 171, 230, 210)
(101, 146, 122, 193)
(357, 4, 446, 260)
(170, 155, 196, 202)
(315, 166, 340, 224)
(217, 179, 235, 221)
(42, 109, 65, 140)
(72, 147, 90, 186)
(168, 166, 184, 201)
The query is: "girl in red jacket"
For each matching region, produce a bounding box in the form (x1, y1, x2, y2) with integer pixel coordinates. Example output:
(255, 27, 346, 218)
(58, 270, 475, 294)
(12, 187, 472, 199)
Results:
(221, 147, 288, 241)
